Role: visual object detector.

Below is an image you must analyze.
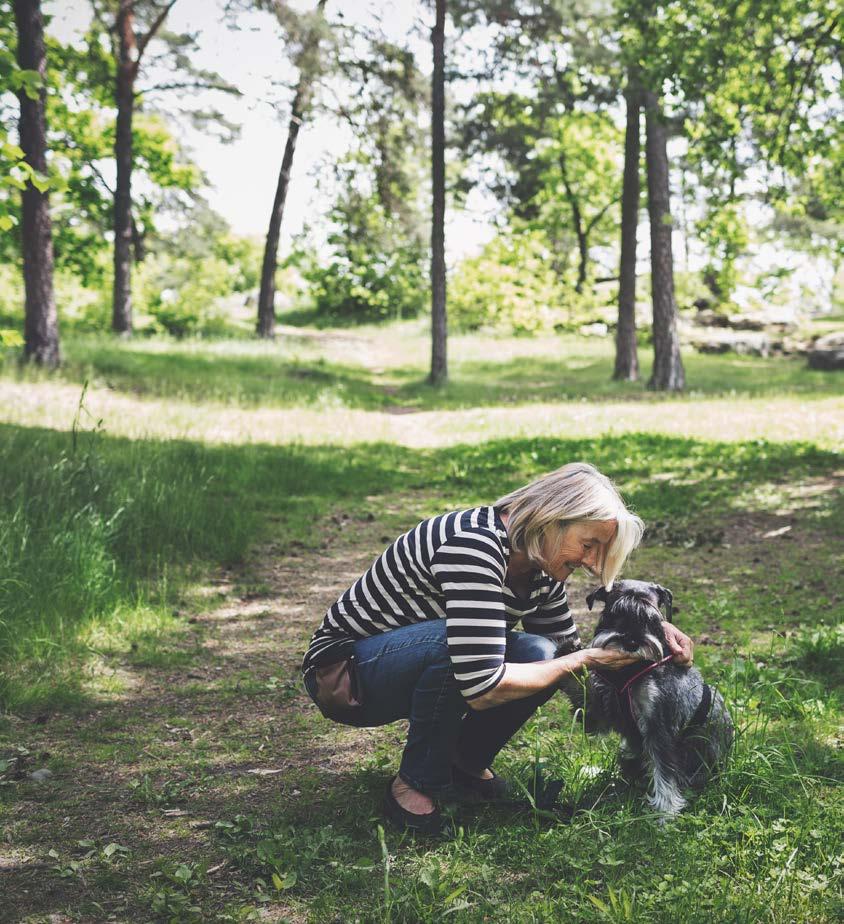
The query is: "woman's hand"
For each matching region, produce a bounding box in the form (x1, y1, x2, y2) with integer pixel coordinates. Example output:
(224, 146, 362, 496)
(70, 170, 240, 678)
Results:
(662, 622, 694, 665)
(578, 647, 642, 670)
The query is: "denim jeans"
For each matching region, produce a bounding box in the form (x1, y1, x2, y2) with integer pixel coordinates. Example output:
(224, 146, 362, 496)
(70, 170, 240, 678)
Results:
(304, 620, 558, 794)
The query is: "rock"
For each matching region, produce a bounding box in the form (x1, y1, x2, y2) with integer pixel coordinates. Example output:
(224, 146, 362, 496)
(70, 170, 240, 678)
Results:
(808, 331, 844, 370)
(695, 309, 730, 328)
(727, 315, 766, 331)
(691, 329, 771, 357)
(28, 768, 52, 783)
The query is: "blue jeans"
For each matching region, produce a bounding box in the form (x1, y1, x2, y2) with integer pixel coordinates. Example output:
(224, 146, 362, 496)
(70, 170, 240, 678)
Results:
(304, 620, 558, 793)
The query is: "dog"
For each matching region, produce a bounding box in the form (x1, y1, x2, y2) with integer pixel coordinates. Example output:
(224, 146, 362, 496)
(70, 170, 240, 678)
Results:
(560, 580, 733, 818)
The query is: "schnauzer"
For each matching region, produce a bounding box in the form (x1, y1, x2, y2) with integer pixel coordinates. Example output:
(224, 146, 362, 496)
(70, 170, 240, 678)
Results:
(560, 580, 733, 818)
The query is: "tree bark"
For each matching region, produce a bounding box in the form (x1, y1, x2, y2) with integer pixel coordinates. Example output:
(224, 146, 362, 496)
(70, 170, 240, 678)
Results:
(429, 0, 447, 386)
(256, 0, 327, 339)
(644, 90, 684, 391)
(14, 0, 59, 366)
(111, 0, 137, 336)
(614, 81, 640, 381)
(257, 89, 305, 339)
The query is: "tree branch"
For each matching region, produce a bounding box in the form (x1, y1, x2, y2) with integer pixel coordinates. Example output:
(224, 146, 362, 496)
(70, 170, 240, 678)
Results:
(585, 194, 622, 235)
(136, 0, 179, 63)
(139, 80, 242, 96)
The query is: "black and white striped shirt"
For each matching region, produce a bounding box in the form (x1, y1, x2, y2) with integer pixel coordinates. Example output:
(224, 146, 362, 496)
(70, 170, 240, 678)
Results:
(302, 506, 580, 701)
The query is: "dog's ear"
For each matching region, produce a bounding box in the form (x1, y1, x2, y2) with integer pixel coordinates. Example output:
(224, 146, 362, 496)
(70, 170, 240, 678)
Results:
(586, 586, 608, 611)
(654, 584, 674, 622)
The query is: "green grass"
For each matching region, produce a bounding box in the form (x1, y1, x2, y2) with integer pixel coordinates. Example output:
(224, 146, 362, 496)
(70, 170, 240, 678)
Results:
(0, 421, 839, 711)
(3, 327, 841, 412)
(0, 329, 841, 922)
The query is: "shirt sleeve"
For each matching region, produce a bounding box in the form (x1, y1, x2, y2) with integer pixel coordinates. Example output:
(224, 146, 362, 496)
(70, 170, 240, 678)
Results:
(522, 580, 581, 650)
(430, 528, 508, 701)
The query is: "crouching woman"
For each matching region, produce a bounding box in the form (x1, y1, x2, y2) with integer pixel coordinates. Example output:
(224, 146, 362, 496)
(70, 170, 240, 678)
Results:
(301, 462, 691, 834)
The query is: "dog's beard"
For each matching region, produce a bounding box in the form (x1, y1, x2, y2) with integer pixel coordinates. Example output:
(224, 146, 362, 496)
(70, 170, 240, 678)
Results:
(592, 630, 664, 662)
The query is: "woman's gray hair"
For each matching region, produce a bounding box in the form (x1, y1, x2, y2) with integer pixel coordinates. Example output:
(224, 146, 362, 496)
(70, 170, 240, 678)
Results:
(494, 461, 644, 588)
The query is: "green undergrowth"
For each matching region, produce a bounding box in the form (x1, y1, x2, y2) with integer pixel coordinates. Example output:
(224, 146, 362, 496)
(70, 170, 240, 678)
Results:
(0, 421, 840, 713)
(3, 330, 841, 410)
(205, 665, 841, 923)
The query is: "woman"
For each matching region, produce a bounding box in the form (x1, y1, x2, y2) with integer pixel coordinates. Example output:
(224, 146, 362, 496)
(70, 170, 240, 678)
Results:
(302, 462, 693, 833)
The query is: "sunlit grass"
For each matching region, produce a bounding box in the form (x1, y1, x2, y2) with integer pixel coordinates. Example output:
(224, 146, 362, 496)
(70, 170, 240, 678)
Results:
(2, 324, 841, 415)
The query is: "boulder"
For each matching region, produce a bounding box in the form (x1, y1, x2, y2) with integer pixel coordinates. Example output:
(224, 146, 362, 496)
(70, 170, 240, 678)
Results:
(808, 331, 844, 370)
(691, 329, 771, 357)
(695, 309, 730, 328)
(727, 315, 766, 331)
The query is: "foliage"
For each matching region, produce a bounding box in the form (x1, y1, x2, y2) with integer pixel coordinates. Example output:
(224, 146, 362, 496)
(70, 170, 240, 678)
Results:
(297, 158, 427, 324)
(0, 0, 66, 242)
(450, 229, 570, 333)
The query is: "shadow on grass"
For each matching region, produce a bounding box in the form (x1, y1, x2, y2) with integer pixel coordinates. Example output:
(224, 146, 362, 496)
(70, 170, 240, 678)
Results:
(4, 334, 841, 412)
(0, 422, 840, 713)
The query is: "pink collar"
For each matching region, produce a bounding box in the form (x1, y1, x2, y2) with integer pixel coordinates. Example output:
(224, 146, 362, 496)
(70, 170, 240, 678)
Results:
(616, 654, 674, 694)
(596, 654, 674, 730)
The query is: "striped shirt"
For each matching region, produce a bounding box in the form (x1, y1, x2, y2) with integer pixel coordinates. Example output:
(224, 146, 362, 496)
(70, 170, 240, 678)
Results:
(302, 506, 580, 701)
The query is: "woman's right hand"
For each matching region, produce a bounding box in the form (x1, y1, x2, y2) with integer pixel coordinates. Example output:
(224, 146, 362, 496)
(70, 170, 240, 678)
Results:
(578, 647, 642, 671)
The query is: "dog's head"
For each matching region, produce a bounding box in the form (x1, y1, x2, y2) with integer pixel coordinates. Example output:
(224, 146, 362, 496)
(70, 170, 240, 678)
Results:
(586, 580, 674, 662)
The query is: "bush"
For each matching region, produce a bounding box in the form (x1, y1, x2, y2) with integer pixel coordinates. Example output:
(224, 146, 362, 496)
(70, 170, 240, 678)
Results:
(450, 231, 607, 334)
(297, 190, 427, 325)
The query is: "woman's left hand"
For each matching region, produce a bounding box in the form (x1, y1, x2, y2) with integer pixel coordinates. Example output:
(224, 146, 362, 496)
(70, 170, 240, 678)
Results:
(662, 622, 694, 665)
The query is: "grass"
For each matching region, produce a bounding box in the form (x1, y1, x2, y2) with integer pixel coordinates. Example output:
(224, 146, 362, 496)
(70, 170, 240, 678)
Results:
(0, 326, 841, 922)
(2, 324, 842, 413)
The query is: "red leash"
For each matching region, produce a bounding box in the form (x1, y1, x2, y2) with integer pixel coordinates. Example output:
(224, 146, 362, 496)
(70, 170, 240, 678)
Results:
(597, 654, 674, 727)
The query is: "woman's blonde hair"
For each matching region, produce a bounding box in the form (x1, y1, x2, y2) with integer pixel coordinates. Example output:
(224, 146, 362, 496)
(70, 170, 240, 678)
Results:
(494, 462, 644, 588)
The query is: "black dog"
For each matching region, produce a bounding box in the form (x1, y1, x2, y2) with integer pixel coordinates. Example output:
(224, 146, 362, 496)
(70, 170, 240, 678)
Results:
(561, 580, 733, 818)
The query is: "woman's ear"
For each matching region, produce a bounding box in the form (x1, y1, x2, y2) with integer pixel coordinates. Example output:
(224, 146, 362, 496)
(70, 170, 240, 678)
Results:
(654, 584, 674, 623)
(585, 586, 609, 611)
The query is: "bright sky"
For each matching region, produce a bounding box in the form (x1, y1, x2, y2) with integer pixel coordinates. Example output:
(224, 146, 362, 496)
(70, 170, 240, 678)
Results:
(48, 0, 495, 261)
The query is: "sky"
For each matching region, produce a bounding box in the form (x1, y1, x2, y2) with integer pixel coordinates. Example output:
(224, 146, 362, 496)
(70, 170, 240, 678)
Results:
(48, 0, 496, 261)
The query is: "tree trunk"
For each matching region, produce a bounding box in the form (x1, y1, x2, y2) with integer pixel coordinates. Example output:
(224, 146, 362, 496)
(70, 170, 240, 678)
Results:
(256, 0, 327, 339)
(112, 0, 136, 336)
(558, 149, 588, 294)
(14, 0, 59, 366)
(614, 82, 640, 381)
(644, 90, 684, 391)
(429, 0, 447, 386)
(256, 88, 304, 339)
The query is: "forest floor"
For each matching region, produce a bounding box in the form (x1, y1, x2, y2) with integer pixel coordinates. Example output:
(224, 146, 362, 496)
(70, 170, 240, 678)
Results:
(0, 328, 841, 922)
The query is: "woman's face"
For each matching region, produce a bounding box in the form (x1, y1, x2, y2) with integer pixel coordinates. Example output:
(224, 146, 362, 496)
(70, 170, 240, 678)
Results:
(540, 519, 617, 582)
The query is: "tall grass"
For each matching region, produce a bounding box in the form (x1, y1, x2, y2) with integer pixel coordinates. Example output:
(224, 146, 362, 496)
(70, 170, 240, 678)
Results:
(0, 422, 253, 708)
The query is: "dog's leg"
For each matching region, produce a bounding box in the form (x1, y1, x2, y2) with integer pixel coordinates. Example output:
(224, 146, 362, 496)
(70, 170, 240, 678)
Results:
(642, 731, 687, 819)
(618, 738, 646, 787)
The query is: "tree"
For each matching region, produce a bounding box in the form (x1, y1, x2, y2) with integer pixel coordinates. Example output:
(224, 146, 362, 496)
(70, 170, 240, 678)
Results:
(255, 0, 329, 340)
(613, 76, 640, 381)
(644, 89, 684, 391)
(295, 26, 428, 325)
(89, 0, 237, 336)
(429, 0, 447, 386)
(12, 0, 59, 365)
(108, 0, 179, 334)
